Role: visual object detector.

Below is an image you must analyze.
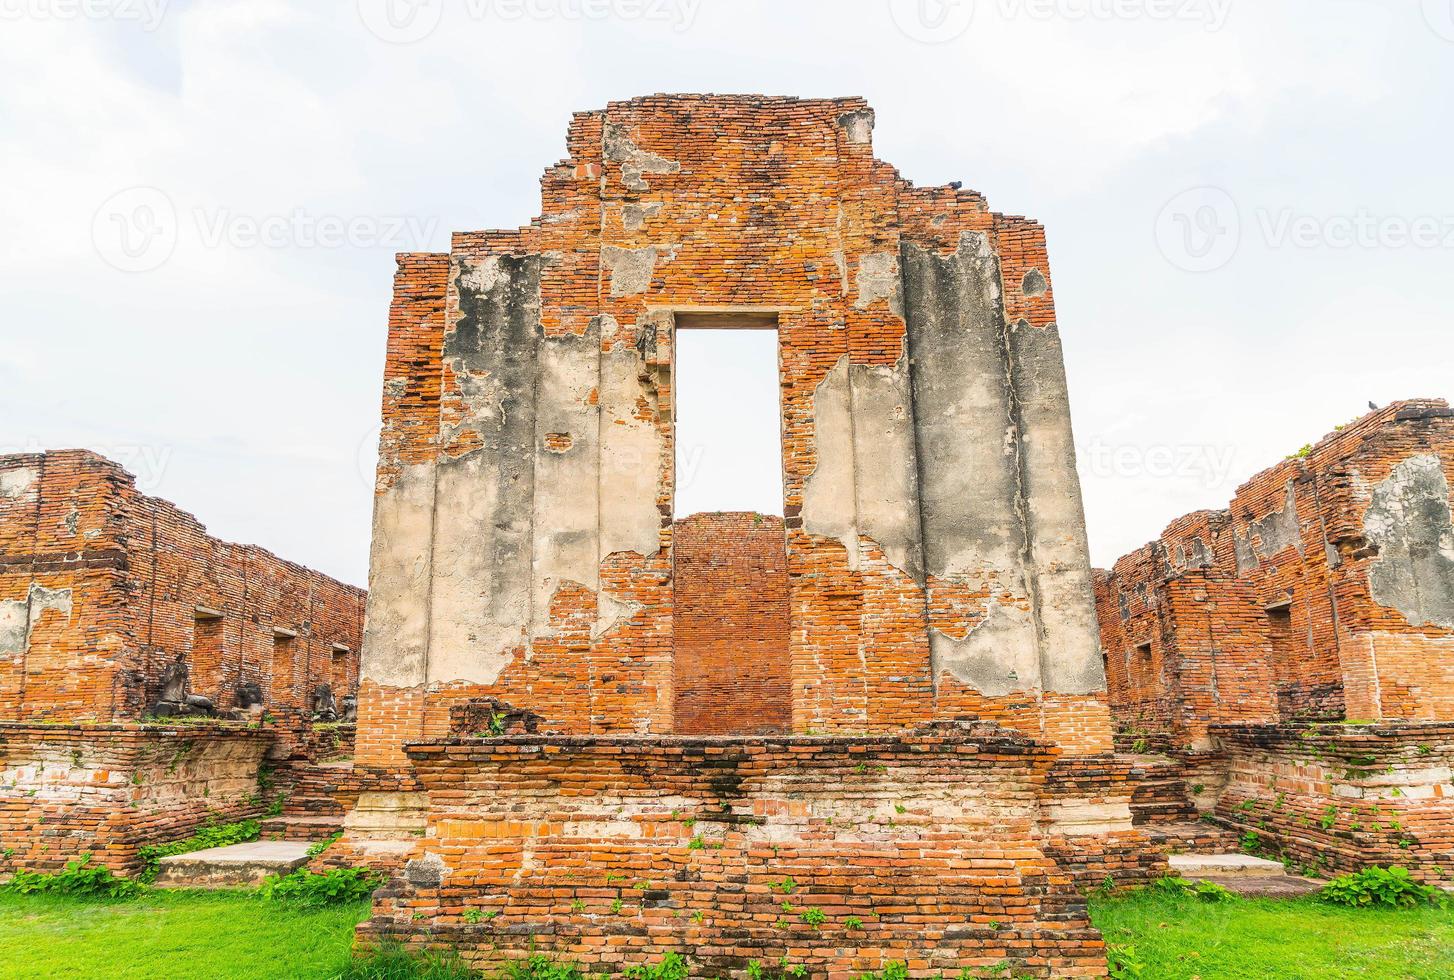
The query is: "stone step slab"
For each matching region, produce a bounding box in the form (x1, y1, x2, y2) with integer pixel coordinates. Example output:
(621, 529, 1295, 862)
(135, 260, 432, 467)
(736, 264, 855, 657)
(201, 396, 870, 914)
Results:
(152, 841, 311, 889)
(1169, 852, 1289, 878)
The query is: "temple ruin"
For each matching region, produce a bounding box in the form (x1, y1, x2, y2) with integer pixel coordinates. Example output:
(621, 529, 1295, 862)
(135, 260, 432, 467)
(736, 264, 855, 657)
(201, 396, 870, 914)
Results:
(1096, 399, 1454, 880)
(0, 449, 364, 875)
(344, 94, 1146, 978)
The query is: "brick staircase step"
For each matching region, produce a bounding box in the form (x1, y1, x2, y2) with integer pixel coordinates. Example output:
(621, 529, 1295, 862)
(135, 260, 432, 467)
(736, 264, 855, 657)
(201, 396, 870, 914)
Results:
(1144, 820, 1241, 853)
(153, 841, 311, 890)
(1170, 853, 1288, 878)
(259, 814, 344, 841)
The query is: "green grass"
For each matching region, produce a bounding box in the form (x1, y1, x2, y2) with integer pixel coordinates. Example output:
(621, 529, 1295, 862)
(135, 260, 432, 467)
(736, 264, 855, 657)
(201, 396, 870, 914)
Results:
(0, 890, 370, 979)
(1090, 888, 1454, 979)
(3, 887, 1454, 979)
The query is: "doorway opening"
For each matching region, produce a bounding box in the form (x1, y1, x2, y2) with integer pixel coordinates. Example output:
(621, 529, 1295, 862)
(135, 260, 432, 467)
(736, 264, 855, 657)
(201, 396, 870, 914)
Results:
(670, 318, 792, 735)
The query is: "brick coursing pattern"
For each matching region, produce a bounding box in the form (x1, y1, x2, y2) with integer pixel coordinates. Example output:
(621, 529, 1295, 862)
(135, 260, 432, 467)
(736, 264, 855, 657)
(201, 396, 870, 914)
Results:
(1095, 401, 1454, 878)
(1095, 400, 1454, 749)
(672, 513, 792, 736)
(360, 732, 1112, 979)
(0, 450, 365, 871)
(0, 723, 273, 875)
(0, 450, 365, 741)
(357, 94, 1113, 766)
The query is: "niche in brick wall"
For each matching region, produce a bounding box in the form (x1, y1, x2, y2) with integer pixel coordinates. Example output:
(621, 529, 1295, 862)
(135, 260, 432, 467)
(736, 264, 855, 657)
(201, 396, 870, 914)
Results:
(671, 320, 792, 735)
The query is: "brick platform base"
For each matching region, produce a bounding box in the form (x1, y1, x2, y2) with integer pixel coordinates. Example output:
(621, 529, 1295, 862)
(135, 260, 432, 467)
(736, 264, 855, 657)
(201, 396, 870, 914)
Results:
(358, 727, 1117, 978)
(1212, 722, 1454, 882)
(0, 722, 273, 876)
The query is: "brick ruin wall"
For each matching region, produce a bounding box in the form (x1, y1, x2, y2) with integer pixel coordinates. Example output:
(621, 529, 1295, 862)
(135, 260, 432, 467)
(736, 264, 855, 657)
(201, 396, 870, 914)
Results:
(336, 95, 1153, 975)
(361, 732, 1111, 979)
(1095, 400, 1454, 750)
(357, 94, 1113, 767)
(0, 723, 273, 875)
(671, 513, 792, 736)
(0, 450, 365, 743)
(1212, 724, 1454, 883)
(1095, 400, 1454, 878)
(0, 450, 366, 872)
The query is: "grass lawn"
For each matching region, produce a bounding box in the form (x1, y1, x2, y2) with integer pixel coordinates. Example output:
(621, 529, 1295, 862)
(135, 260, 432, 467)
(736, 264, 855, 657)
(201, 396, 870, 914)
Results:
(1089, 889, 1454, 979)
(0, 890, 371, 979)
(2, 887, 1453, 978)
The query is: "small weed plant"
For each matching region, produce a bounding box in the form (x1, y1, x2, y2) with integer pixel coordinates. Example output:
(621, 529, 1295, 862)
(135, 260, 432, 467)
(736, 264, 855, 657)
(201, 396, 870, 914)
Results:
(1151, 876, 1233, 903)
(258, 866, 382, 907)
(624, 953, 690, 980)
(1106, 944, 1146, 979)
(1319, 866, 1447, 909)
(3, 853, 144, 900)
(499, 954, 588, 980)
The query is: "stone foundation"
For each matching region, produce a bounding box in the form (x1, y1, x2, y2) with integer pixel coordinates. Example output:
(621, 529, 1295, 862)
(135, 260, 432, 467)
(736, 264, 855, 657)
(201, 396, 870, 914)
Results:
(1212, 722, 1454, 882)
(0, 722, 273, 876)
(358, 729, 1114, 978)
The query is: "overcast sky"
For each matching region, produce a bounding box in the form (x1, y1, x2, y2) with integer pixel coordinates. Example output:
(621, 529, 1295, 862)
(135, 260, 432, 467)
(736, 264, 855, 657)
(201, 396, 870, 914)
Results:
(2, 0, 1451, 588)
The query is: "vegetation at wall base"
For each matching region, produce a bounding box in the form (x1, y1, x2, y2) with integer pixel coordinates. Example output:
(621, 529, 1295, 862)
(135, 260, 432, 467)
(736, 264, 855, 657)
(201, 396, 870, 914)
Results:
(1, 854, 143, 900)
(3, 885, 1454, 978)
(1318, 866, 1448, 909)
(258, 866, 383, 906)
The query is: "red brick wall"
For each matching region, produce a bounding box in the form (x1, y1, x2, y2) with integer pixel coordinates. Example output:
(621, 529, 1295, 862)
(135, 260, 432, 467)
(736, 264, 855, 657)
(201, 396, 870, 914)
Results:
(0, 451, 365, 741)
(1097, 400, 1454, 747)
(359, 95, 1114, 762)
(360, 732, 1111, 978)
(671, 513, 791, 735)
(0, 723, 274, 875)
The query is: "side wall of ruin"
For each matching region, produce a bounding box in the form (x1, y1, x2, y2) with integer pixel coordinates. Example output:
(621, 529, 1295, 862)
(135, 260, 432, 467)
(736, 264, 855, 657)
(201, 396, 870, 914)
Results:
(0, 450, 366, 737)
(0, 723, 274, 875)
(1096, 400, 1454, 750)
(357, 95, 1111, 766)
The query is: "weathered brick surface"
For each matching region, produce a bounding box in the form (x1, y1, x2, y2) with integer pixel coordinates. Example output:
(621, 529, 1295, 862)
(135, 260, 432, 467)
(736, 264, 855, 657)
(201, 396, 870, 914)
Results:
(0, 450, 365, 746)
(672, 514, 791, 735)
(1212, 724, 1454, 883)
(358, 95, 1112, 763)
(360, 730, 1111, 978)
(1096, 400, 1454, 749)
(0, 722, 273, 875)
(1097, 401, 1454, 876)
(346, 95, 1138, 974)
(0, 450, 364, 871)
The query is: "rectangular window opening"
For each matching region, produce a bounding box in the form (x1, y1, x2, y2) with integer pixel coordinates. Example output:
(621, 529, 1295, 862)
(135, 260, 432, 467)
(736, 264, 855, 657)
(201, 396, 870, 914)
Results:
(672, 325, 784, 519)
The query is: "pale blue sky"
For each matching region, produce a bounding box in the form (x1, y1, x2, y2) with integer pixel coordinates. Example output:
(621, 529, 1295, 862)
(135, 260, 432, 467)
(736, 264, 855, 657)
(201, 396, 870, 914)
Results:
(2, 0, 1450, 586)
